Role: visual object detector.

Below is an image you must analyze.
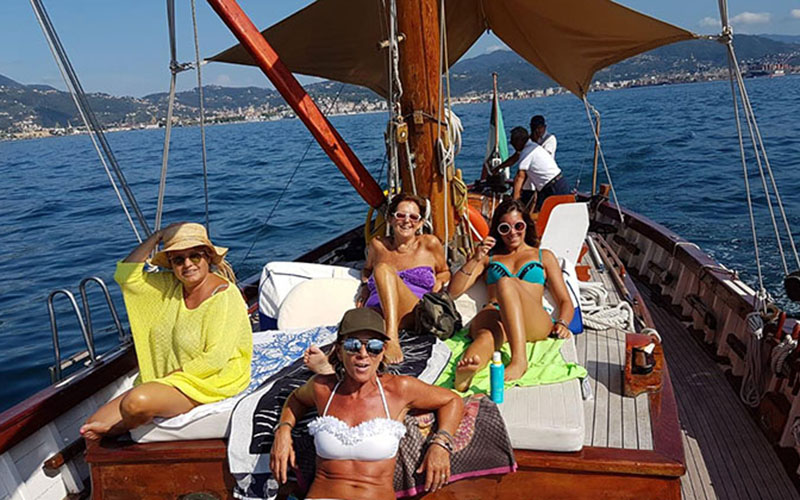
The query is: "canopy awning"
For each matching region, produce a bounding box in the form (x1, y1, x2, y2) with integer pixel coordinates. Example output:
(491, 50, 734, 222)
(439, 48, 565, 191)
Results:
(209, 0, 697, 98)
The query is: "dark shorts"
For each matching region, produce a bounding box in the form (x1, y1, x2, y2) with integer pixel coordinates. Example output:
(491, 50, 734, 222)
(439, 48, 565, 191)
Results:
(520, 189, 535, 208)
(535, 175, 570, 211)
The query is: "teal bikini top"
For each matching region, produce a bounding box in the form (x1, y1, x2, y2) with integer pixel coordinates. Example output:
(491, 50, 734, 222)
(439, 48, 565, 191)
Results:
(486, 248, 546, 286)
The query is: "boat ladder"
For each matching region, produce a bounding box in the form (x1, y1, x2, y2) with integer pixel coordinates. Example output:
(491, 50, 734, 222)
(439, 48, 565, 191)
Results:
(47, 276, 129, 382)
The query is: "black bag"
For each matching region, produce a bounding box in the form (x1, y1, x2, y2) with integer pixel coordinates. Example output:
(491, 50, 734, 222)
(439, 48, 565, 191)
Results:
(414, 291, 463, 340)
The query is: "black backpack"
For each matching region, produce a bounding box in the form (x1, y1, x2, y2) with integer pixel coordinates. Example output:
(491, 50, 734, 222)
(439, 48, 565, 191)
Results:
(414, 291, 463, 340)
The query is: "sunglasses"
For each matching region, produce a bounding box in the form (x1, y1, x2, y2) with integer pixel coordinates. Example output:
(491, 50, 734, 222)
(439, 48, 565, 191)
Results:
(497, 221, 526, 236)
(342, 337, 386, 356)
(393, 211, 422, 222)
(169, 251, 206, 267)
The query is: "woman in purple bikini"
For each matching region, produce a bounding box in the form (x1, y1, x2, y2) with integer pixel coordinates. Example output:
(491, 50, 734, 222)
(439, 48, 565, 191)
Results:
(304, 194, 448, 369)
(357, 193, 450, 363)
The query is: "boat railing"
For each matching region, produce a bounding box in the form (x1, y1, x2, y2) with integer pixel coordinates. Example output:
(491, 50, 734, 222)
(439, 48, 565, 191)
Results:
(47, 277, 129, 383)
(79, 276, 127, 344)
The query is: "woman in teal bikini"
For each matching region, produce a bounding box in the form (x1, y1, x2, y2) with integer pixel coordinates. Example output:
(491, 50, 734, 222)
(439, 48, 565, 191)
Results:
(448, 200, 573, 391)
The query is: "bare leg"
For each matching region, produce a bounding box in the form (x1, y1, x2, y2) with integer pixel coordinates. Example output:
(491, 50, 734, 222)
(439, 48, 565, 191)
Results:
(495, 277, 530, 381)
(372, 262, 422, 363)
(304, 345, 334, 375)
(80, 382, 198, 441)
(454, 309, 504, 392)
(80, 393, 126, 441)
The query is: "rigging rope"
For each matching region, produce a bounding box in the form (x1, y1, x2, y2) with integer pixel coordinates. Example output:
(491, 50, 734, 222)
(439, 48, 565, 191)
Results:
(381, 0, 404, 208)
(578, 281, 635, 332)
(29, 0, 149, 241)
(156, 0, 189, 234)
(718, 0, 800, 304)
(581, 96, 625, 225)
(740, 311, 766, 407)
(437, 0, 455, 261)
(237, 83, 347, 269)
(190, 0, 211, 232)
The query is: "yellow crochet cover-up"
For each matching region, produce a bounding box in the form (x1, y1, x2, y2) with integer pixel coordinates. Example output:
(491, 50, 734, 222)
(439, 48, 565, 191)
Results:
(115, 261, 252, 404)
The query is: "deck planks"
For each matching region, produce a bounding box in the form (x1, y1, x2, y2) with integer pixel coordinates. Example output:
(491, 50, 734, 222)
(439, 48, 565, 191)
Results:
(580, 267, 652, 451)
(569, 256, 798, 499)
(636, 277, 800, 500)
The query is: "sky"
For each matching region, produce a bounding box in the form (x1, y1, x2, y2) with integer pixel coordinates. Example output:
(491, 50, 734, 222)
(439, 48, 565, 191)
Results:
(1, 1, 799, 98)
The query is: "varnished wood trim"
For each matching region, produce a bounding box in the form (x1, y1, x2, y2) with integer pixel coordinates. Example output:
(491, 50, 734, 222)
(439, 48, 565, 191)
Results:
(44, 438, 86, 473)
(85, 438, 227, 464)
(0, 348, 136, 454)
(597, 201, 758, 321)
(414, 469, 681, 500)
(514, 446, 683, 477)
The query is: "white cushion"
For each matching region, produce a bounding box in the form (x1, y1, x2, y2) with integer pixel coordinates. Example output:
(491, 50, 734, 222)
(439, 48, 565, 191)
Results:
(277, 277, 360, 330)
(497, 336, 584, 452)
(259, 262, 360, 319)
(130, 406, 233, 443)
(540, 202, 589, 265)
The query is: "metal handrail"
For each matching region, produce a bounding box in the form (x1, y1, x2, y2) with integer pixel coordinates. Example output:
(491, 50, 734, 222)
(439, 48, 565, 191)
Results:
(79, 276, 127, 343)
(47, 289, 95, 382)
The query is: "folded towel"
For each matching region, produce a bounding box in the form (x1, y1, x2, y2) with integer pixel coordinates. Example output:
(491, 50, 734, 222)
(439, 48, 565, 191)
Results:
(435, 329, 587, 396)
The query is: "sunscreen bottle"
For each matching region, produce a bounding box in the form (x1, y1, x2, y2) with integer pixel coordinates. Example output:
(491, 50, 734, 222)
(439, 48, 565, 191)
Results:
(490, 351, 504, 404)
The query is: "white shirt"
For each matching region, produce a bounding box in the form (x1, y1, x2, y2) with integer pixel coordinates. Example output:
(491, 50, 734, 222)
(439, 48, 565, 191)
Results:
(518, 139, 561, 191)
(538, 133, 557, 157)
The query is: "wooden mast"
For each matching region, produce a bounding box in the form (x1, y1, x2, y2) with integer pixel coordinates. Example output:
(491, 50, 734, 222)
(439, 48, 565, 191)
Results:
(395, 0, 456, 244)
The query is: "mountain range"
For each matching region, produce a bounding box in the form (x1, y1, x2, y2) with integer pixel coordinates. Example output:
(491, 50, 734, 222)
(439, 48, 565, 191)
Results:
(2, 34, 798, 133)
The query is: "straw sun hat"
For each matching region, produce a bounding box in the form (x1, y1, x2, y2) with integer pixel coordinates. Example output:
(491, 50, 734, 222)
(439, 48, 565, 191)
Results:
(151, 223, 236, 282)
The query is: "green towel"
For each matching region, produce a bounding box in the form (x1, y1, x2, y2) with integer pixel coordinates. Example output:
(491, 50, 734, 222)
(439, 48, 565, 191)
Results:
(435, 329, 588, 397)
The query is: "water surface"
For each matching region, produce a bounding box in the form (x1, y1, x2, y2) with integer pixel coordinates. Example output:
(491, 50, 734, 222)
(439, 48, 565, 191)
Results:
(1, 76, 798, 411)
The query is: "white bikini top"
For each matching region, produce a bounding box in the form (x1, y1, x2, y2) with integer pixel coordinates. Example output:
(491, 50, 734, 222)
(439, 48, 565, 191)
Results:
(308, 378, 406, 461)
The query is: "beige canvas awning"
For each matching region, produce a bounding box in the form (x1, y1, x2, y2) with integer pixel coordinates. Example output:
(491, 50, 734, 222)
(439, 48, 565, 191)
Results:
(209, 0, 696, 97)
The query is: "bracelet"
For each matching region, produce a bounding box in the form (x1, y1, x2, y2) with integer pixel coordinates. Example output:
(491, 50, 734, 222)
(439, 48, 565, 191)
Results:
(435, 429, 455, 443)
(275, 421, 294, 432)
(555, 319, 569, 329)
(430, 439, 453, 455)
(458, 267, 473, 276)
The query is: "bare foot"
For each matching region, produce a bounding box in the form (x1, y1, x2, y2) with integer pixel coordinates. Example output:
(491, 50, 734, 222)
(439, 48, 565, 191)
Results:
(454, 354, 481, 392)
(504, 360, 528, 382)
(80, 421, 108, 441)
(303, 345, 334, 375)
(384, 339, 404, 364)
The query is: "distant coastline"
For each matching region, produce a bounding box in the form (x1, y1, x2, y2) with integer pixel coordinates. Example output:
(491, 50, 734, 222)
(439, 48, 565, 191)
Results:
(4, 32, 800, 141)
(2, 69, 796, 143)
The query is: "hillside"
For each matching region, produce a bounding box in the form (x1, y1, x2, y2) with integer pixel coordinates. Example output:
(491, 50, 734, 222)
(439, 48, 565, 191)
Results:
(2, 34, 798, 137)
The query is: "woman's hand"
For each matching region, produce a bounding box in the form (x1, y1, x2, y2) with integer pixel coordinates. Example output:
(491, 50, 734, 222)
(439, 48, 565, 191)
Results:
(355, 282, 369, 307)
(552, 321, 572, 339)
(474, 236, 496, 260)
(269, 426, 296, 484)
(416, 441, 451, 492)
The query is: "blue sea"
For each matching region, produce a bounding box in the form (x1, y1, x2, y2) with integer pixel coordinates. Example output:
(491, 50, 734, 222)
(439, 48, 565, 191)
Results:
(1, 76, 799, 412)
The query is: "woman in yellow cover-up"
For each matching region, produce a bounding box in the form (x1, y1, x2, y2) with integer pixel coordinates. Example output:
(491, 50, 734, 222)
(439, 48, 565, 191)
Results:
(80, 222, 252, 440)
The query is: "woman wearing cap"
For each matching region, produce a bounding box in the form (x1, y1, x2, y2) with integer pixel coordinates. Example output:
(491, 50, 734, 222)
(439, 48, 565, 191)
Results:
(80, 222, 252, 440)
(448, 200, 573, 390)
(272, 308, 463, 499)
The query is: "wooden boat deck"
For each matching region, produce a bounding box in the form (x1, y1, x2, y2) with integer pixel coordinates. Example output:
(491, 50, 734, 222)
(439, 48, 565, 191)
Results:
(635, 276, 800, 500)
(575, 266, 653, 451)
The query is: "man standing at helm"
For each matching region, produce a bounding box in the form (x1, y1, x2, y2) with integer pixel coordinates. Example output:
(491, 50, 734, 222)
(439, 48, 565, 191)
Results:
(530, 115, 557, 158)
(509, 126, 569, 212)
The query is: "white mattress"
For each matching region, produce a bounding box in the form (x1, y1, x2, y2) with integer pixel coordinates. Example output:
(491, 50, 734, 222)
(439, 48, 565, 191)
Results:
(496, 335, 585, 452)
(130, 406, 233, 442)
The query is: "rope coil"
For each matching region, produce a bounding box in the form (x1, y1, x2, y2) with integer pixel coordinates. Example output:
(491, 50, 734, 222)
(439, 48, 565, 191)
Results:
(578, 281, 635, 332)
(740, 312, 766, 407)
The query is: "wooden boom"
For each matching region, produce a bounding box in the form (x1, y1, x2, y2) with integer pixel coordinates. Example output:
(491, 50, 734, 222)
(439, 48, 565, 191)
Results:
(206, 0, 385, 209)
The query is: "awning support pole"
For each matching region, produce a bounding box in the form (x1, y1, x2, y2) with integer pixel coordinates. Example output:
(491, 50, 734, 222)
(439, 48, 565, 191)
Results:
(206, 0, 385, 209)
